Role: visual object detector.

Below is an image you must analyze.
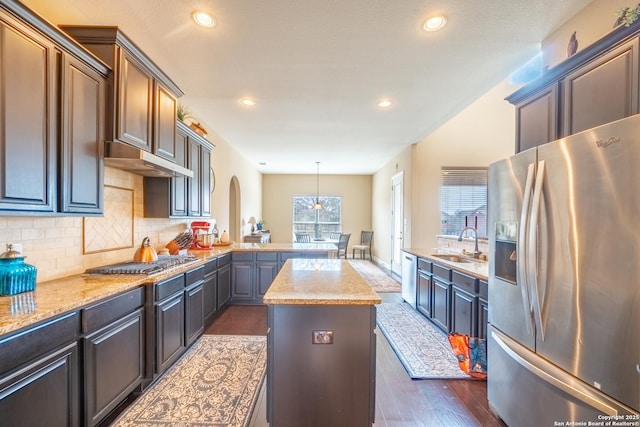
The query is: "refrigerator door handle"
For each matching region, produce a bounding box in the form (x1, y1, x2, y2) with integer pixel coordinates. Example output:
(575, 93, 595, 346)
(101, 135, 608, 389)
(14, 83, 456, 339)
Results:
(528, 160, 546, 341)
(518, 163, 536, 335)
(491, 328, 623, 416)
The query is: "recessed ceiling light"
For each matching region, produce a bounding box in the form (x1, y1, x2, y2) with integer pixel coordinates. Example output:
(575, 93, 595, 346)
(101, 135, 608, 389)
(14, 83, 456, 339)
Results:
(192, 11, 216, 28)
(423, 15, 447, 32)
(378, 100, 392, 108)
(241, 98, 256, 106)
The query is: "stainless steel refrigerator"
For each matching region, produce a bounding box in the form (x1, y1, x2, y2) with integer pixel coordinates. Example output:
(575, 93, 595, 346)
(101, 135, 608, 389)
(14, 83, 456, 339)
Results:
(488, 114, 640, 426)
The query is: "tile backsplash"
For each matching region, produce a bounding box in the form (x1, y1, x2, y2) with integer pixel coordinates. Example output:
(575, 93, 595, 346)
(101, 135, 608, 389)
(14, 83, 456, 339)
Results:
(0, 167, 192, 283)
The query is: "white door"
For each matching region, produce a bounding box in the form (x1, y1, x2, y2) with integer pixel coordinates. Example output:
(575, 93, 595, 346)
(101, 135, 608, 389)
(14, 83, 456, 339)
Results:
(390, 172, 404, 277)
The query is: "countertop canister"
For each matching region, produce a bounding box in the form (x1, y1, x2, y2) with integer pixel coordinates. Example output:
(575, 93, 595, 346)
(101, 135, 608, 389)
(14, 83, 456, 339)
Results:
(0, 244, 37, 296)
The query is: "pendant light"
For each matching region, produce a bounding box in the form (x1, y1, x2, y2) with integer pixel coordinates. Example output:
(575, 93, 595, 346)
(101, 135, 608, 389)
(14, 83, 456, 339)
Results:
(312, 161, 323, 210)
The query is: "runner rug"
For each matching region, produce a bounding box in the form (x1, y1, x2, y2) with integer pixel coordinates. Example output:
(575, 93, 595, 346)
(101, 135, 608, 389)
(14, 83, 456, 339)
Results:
(376, 302, 469, 379)
(348, 259, 402, 292)
(113, 335, 267, 426)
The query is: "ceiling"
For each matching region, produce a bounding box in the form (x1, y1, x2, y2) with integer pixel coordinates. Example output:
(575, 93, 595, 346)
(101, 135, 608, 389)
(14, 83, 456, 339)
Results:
(24, 0, 592, 174)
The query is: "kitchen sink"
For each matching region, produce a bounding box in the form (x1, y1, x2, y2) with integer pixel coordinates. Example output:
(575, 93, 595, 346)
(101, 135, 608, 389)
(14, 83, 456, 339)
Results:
(430, 254, 473, 263)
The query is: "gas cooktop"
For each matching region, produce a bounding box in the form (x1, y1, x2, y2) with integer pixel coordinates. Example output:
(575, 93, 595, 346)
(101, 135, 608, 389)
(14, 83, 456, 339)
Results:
(85, 255, 199, 275)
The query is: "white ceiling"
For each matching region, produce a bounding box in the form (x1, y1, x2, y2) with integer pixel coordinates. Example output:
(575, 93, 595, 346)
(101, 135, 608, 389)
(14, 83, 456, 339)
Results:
(24, 0, 592, 174)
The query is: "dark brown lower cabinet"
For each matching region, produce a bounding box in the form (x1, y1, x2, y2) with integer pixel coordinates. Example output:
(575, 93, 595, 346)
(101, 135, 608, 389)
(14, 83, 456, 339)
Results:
(416, 270, 433, 318)
(203, 259, 218, 324)
(431, 277, 451, 332)
(81, 287, 145, 426)
(185, 267, 205, 347)
(155, 292, 186, 374)
(217, 260, 231, 309)
(0, 312, 80, 427)
(478, 298, 489, 339)
(83, 309, 144, 426)
(153, 266, 206, 377)
(0, 343, 79, 427)
(451, 286, 477, 337)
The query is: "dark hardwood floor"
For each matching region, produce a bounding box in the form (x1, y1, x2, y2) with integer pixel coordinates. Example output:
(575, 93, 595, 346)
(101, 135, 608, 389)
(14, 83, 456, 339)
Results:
(205, 294, 506, 427)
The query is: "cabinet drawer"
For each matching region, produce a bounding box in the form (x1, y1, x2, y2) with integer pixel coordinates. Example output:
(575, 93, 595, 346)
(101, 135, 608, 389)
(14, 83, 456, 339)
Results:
(232, 252, 254, 262)
(257, 252, 278, 261)
(204, 258, 217, 276)
(155, 274, 186, 301)
(185, 265, 205, 284)
(82, 287, 144, 332)
(417, 258, 432, 272)
(432, 264, 451, 281)
(451, 271, 478, 294)
(479, 280, 488, 300)
(0, 311, 79, 375)
(217, 253, 231, 267)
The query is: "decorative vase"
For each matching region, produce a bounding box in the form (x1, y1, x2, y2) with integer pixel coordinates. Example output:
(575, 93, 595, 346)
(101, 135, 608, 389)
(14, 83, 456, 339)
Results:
(220, 230, 229, 243)
(0, 244, 37, 296)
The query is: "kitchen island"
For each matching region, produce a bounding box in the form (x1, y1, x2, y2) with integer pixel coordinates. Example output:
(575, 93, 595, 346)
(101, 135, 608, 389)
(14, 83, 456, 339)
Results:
(264, 258, 381, 427)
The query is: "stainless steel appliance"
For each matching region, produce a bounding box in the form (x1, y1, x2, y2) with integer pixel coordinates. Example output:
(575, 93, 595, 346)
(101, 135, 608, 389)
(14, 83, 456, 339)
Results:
(401, 251, 417, 307)
(488, 115, 640, 425)
(85, 255, 198, 275)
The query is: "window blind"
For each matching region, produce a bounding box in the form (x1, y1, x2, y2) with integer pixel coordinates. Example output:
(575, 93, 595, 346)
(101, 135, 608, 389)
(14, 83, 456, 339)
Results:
(440, 168, 488, 237)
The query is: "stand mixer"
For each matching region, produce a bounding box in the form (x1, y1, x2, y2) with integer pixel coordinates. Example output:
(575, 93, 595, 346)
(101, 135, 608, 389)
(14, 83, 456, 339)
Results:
(190, 221, 217, 249)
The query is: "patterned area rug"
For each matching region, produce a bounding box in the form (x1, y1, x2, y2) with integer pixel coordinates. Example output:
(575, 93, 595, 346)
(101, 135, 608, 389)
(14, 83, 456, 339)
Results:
(348, 259, 402, 292)
(376, 303, 469, 379)
(113, 335, 267, 426)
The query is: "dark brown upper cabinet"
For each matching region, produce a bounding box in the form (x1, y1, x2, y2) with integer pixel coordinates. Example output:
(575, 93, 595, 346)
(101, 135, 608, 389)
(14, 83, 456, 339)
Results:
(563, 38, 639, 136)
(513, 84, 559, 153)
(144, 122, 214, 218)
(154, 83, 179, 162)
(0, 1, 108, 215)
(60, 54, 106, 214)
(0, 11, 57, 213)
(117, 52, 153, 151)
(61, 26, 183, 162)
(507, 22, 640, 153)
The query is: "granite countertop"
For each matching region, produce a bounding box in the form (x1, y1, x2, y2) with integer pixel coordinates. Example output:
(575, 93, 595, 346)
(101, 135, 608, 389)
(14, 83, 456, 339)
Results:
(263, 259, 381, 306)
(230, 242, 338, 252)
(0, 257, 209, 336)
(402, 248, 489, 280)
(0, 243, 338, 337)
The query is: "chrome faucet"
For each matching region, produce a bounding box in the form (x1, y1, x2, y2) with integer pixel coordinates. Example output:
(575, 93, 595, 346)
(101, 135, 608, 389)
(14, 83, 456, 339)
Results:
(458, 227, 481, 258)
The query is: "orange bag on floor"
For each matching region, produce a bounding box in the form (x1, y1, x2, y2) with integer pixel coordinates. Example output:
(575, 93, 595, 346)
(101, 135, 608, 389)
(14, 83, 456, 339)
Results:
(448, 333, 487, 379)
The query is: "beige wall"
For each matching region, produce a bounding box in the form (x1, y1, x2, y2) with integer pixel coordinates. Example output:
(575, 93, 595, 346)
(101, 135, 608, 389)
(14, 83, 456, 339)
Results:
(262, 174, 372, 251)
(207, 128, 263, 241)
(371, 147, 412, 268)
(372, 79, 518, 264)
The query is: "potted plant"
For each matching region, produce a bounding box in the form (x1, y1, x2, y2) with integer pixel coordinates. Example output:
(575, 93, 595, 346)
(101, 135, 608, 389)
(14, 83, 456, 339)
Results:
(177, 103, 191, 122)
(616, 4, 640, 27)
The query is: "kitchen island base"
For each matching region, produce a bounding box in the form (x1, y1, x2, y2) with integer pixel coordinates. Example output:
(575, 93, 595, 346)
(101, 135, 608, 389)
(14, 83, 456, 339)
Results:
(267, 304, 376, 427)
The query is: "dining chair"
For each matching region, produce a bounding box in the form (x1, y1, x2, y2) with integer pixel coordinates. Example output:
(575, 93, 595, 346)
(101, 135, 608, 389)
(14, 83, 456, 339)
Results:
(336, 233, 351, 259)
(295, 232, 311, 243)
(352, 231, 374, 261)
(329, 231, 342, 240)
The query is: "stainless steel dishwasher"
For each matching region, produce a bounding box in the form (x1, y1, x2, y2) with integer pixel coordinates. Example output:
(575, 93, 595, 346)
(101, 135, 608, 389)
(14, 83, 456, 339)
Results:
(401, 251, 417, 307)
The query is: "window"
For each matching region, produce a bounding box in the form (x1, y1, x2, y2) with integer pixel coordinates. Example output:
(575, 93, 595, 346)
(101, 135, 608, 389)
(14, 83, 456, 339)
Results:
(292, 196, 342, 240)
(440, 168, 487, 238)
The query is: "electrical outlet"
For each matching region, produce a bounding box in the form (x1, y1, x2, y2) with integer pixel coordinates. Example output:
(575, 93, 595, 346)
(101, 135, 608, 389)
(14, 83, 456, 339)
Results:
(312, 330, 333, 344)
